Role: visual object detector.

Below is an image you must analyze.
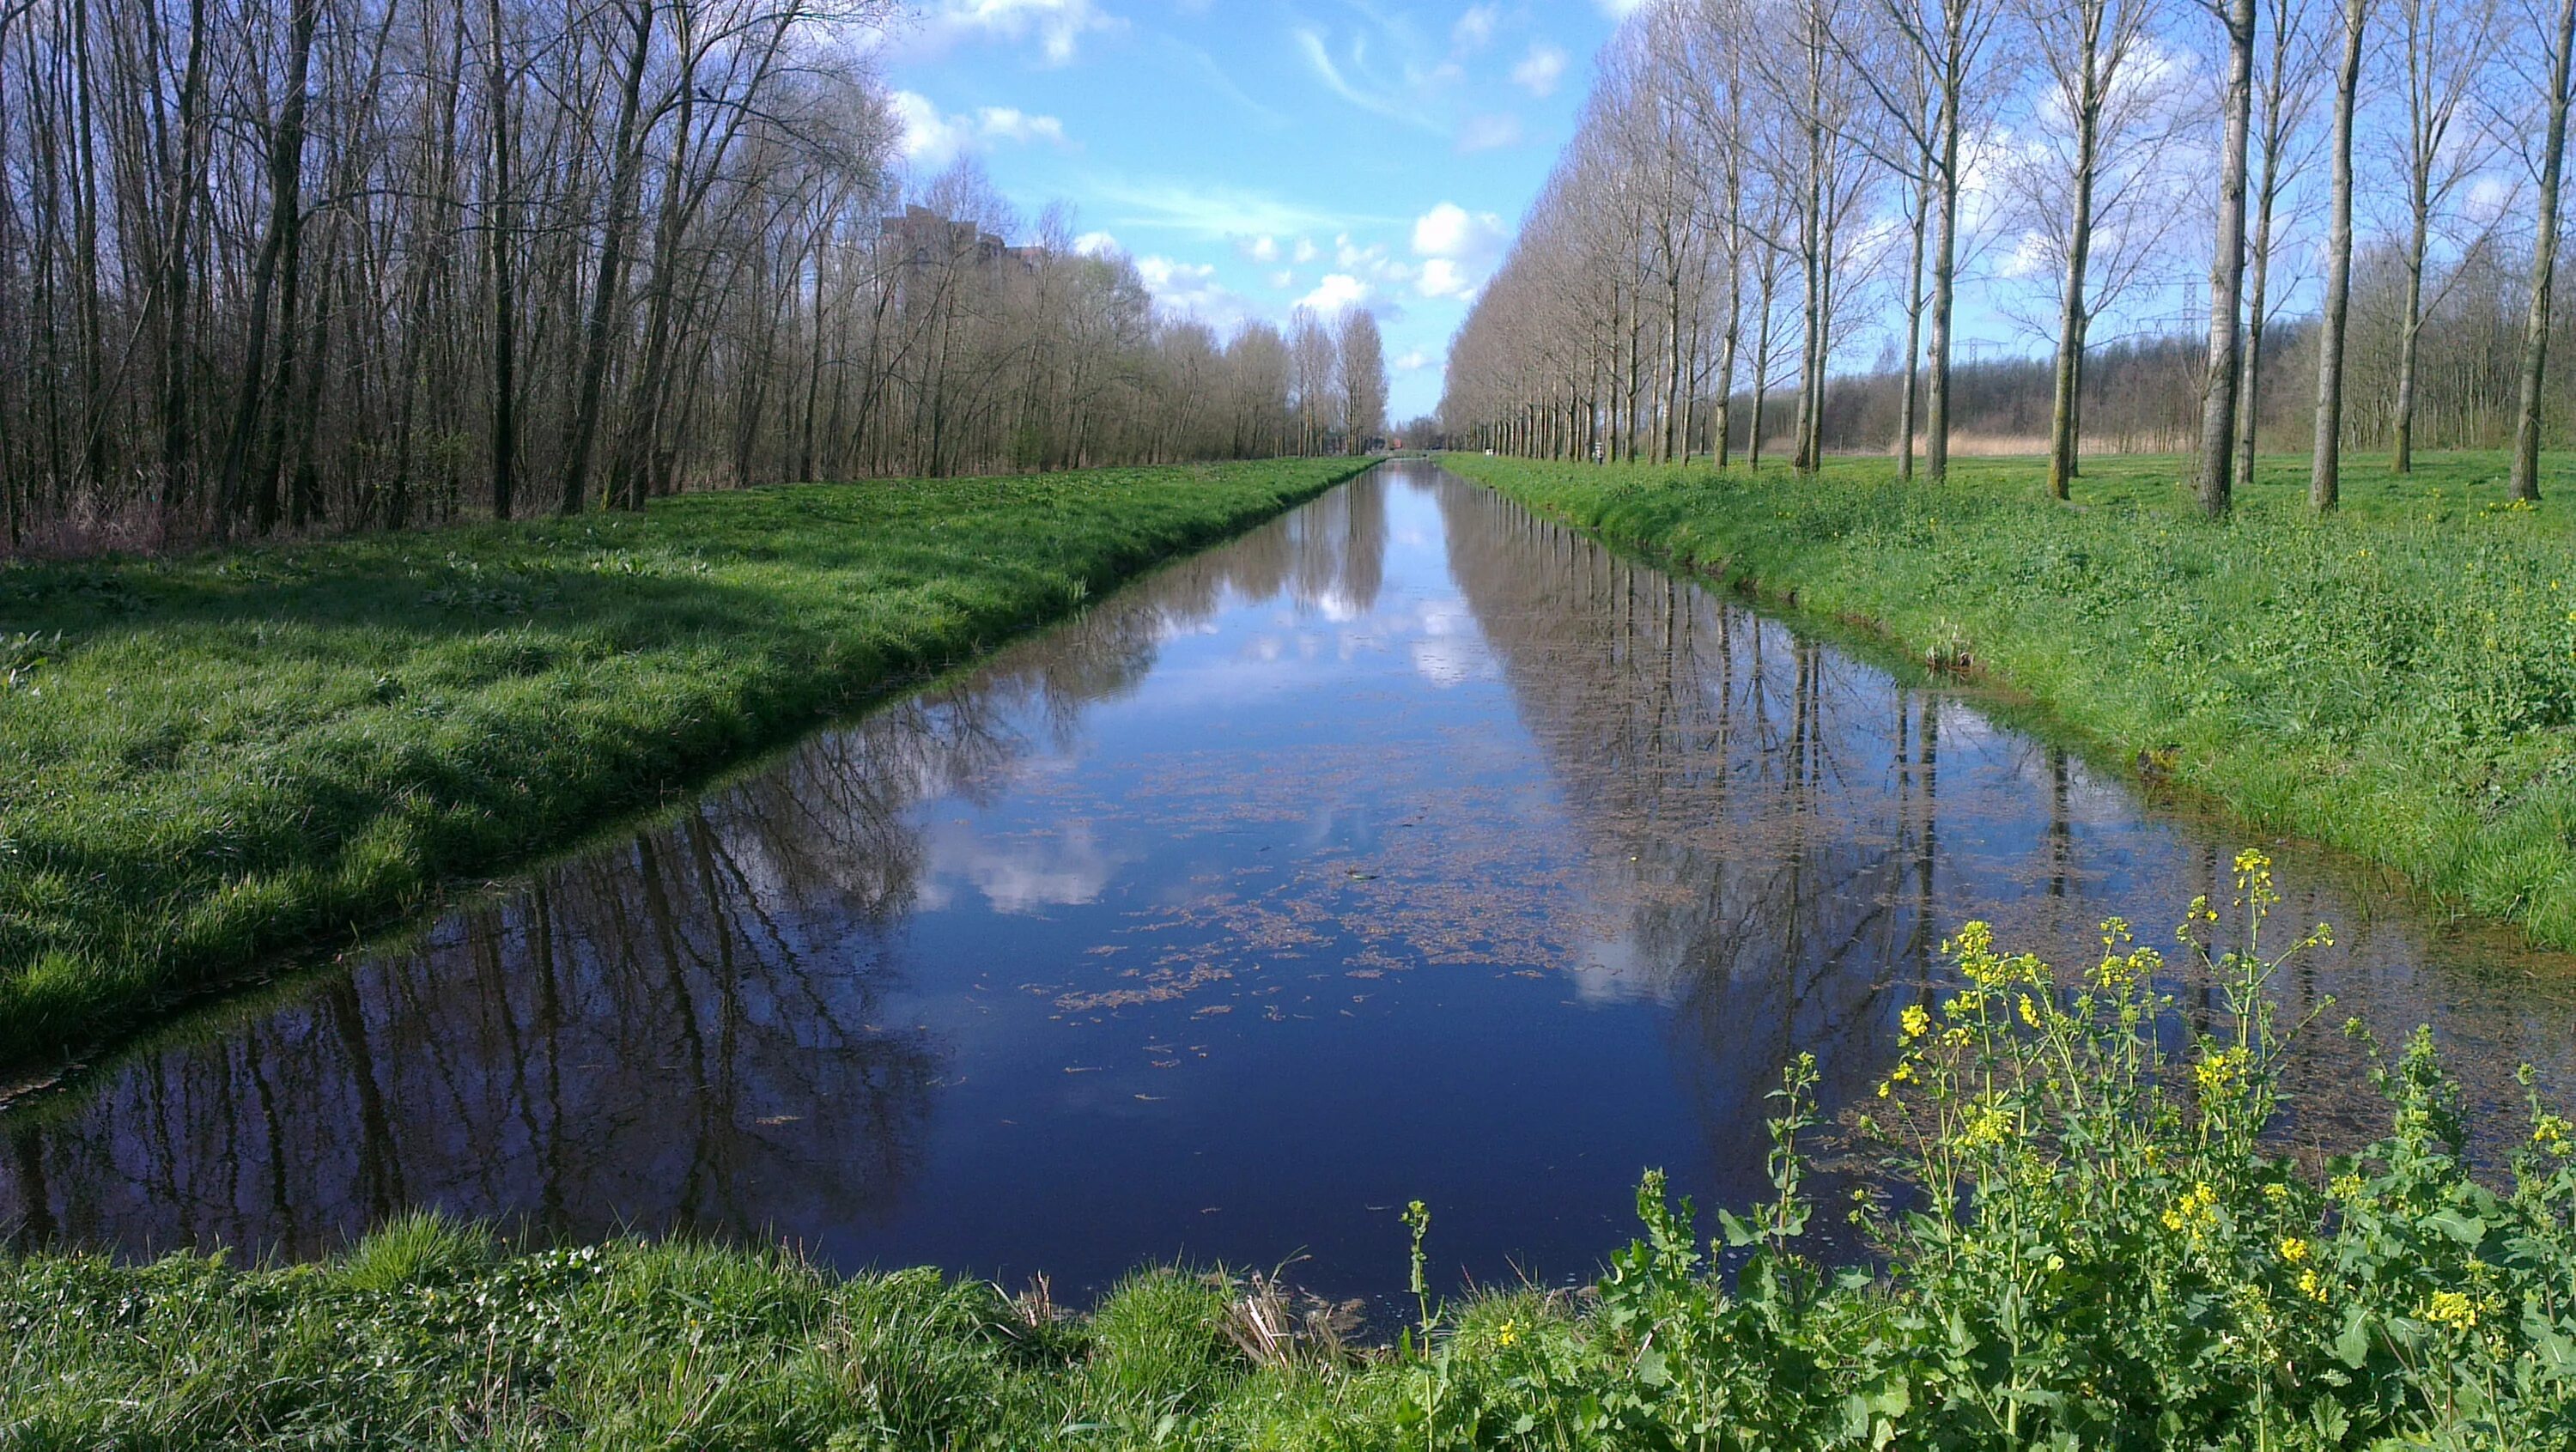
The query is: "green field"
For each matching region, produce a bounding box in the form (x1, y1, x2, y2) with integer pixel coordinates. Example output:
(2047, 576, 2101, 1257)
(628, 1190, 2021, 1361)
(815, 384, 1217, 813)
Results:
(0, 460, 1369, 1075)
(1443, 449, 2576, 953)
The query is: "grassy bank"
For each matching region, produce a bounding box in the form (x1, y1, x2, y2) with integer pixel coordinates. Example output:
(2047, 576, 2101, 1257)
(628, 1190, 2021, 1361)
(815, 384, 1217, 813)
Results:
(1443, 449, 2576, 951)
(9, 885, 2573, 1448)
(0, 459, 1369, 1075)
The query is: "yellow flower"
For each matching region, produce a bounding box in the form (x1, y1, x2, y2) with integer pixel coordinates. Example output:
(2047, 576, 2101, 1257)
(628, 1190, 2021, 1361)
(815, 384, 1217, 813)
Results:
(2163, 1181, 2221, 1239)
(2194, 1046, 2251, 1101)
(2536, 1115, 2572, 1156)
(1496, 1320, 1519, 1348)
(2018, 995, 2042, 1029)
(1959, 1103, 2011, 1150)
(2298, 1268, 2330, 1303)
(1901, 1005, 1931, 1041)
(2330, 1174, 2366, 1201)
(2277, 1236, 2310, 1265)
(2424, 1291, 2477, 1331)
(2262, 1182, 2289, 1203)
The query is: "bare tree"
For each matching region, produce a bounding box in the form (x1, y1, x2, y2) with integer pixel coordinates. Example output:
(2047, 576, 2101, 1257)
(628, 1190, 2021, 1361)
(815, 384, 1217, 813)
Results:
(2381, 0, 2502, 471)
(2309, 0, 2371, 510)
(2015, 0, 2172, 498)
(1339, 309, 1388, 453)
(2194, 0, 2259, 517)
(2511, 0, 2576, 501)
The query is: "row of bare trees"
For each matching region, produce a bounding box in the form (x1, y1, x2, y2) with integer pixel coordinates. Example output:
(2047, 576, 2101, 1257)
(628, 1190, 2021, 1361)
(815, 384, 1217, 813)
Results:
(1442, 0, 2576, 513)
(0, 0, 1382, 556)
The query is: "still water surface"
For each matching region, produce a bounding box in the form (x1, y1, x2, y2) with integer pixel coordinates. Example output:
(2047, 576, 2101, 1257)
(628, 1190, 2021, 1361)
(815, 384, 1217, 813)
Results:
(5, 462, 2573, 1300)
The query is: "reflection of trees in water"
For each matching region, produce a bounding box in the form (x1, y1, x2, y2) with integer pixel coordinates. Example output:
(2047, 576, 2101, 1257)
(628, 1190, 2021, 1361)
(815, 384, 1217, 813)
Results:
(2, 787, 946, 1257)
(951, 470, 1389, 750)
(1437, 484, 1936, 1188)
(1433, 477, 2576, 1174)
(0, 477, 1408, 1261)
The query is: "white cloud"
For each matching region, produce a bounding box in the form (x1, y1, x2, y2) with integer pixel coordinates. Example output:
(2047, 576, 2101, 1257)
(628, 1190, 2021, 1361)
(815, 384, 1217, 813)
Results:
(1510, 42, 1567, 98)
(975, 106, 1068, 146)
(1291, 238, 1321, 264)
(1137, 254, 1255, 328)
(891, 90, 1072, 167)
(1413, 201, 1504, 260)
(1236, 234, 1282, 263)
(916, 0, 1121, 65)
(1453, 3, 1500, 49)
(1394, 349, 1433, 371)
(1418, 258, 1474, 300)
(1073, 230, 1121, 257)
(1301, 273, 1372, 314)
(1410, 202, 1506, 301)
(1332, 234, 1407, 278)
(1456, 113, 1523, 154)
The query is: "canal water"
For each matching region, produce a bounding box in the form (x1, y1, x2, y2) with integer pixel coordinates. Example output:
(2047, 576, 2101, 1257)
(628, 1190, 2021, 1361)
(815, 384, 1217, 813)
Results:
(5, 461, 2573, 1302)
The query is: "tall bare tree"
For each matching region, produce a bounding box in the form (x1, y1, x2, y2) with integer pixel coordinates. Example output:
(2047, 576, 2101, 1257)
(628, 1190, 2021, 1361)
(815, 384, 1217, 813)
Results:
(2310, 0, 2371, 510)
(2512, 0, 2576, 501)
(2194, 0, 2260, 517)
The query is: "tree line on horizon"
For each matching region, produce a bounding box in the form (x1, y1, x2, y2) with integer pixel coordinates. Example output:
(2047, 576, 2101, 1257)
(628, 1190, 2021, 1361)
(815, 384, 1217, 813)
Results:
(1439, 0, 2576, 513)
(0, 0, 1391, 556)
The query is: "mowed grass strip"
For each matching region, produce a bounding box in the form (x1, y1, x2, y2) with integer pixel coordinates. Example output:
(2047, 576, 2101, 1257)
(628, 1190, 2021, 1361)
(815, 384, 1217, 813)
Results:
(1445, 450, 2576, 951)
(0, 460, 1369, 1071)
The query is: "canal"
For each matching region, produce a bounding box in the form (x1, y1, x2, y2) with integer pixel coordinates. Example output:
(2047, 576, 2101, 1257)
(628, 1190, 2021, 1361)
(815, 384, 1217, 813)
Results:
(6, 460, 2571, 1303)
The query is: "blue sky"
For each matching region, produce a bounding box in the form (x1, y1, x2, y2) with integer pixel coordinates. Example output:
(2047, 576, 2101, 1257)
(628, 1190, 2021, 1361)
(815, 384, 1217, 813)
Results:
(877, 1, 1645, 418)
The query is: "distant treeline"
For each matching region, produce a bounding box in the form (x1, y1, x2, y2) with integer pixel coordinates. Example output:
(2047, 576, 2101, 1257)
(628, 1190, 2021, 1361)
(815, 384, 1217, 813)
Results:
(1443, 0, 2576, 507)
(0, 0, 1385, 556)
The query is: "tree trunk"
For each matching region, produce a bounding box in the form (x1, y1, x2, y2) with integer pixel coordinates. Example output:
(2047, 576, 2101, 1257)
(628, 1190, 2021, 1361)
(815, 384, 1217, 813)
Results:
(1898, 173, 1928, 482)
(483, 0, 517, 520)
(2194, 0, 2257, 518)
(2309, 0, 2366, 512)
(2392, 196, 2428, 472)
(558, 0, 653, 516)
(1926, 71, 1961, 486)
(2049, 73, 2099, 501)
(215, 0, 319, 538)
(2511, 0, 2576, 503)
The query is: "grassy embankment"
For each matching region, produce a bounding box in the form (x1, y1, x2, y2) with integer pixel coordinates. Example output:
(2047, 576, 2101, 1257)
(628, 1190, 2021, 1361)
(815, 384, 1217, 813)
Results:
(9, 882, 2575, 1447)
(0, 459, 1370, 1075)
(1445, 449, 2576, 952)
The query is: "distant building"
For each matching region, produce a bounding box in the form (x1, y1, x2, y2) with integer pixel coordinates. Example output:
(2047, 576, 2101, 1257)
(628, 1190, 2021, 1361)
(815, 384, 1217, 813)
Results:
(878, 205, 1045, 275)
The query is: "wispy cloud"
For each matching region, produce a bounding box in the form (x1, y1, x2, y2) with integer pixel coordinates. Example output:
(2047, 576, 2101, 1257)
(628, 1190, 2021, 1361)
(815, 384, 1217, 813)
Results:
(907, 0, 1124, 66)
(1293, 27, 1443, 131)
(1090, 176, 1391, 240)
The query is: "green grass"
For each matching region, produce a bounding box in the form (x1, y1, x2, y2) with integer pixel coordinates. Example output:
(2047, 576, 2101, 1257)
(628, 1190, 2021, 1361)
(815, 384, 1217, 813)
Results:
(0, 460, 1370, 1074)
(1442, 449, 2576, 951)
(9, 896, 2573, 1448)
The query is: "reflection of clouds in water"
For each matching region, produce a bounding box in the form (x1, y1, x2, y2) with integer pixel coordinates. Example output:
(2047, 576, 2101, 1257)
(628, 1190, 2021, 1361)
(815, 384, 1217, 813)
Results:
(1410, 637, 1494, 689)
(1561, 933, 1654, 1005)
(1418, 598, 1473, 637)
(1151, 614, 1226, 644)
(1309, 588, 1373, 623)
(921, 819, 1121, 915)
(1379, 592, 1493, 689)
